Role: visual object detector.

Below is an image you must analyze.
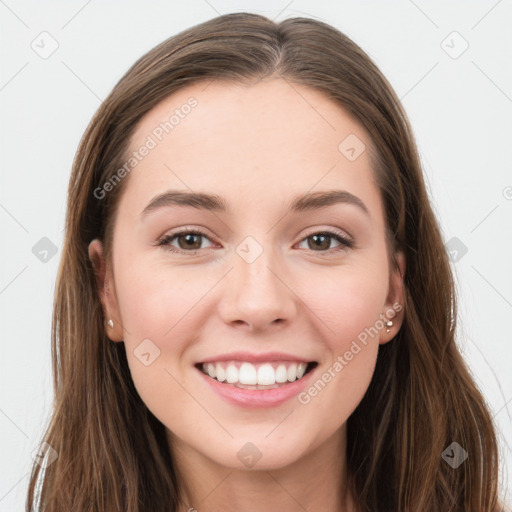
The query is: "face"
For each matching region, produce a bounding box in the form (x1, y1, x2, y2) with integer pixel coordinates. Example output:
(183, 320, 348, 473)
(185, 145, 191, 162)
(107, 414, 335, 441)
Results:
(89, 78, 405, 471)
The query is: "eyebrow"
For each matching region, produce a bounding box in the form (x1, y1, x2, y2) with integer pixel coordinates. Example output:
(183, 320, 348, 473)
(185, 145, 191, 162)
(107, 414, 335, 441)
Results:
(140, 189, 369, 218)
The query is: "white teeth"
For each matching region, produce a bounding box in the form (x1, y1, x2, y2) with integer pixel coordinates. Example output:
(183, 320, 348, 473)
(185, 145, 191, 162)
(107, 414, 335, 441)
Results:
(226, 364, 238, 384)
(200, 361, 309, 386)
(239, 362, 257, 385)
(257, 363, 275, 385)
(287, 364, 297, 381)
(275, 364, 288, 383)
(216, 363, 226, 382)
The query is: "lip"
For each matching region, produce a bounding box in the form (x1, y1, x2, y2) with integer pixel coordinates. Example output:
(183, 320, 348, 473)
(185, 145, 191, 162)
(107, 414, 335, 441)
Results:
(196, 361, 318, 408)
(198, 351, 314, 365)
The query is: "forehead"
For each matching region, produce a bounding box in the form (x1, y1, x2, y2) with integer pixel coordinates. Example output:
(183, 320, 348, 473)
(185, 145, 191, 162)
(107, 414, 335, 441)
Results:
(130, 78, 369, 156)
(121, 78, 383, 225)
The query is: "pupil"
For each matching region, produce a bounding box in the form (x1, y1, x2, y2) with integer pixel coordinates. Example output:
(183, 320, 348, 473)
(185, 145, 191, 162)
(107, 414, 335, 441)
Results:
(182, 234, 199, 249)
(311, 234, 328, 250)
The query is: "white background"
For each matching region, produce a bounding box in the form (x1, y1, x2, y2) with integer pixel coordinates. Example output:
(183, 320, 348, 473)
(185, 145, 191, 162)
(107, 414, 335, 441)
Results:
(1, 1, 511, 510)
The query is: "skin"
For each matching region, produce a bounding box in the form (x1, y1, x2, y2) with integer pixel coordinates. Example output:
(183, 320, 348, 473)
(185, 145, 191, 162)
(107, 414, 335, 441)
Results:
(89, 78, 405, 512)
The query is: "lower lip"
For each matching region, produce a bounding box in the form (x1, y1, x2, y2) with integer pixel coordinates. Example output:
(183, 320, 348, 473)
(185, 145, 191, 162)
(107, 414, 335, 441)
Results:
(196, 365, 317, 408)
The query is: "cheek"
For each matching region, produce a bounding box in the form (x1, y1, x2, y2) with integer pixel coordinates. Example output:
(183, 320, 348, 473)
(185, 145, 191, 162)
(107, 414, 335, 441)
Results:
(295, 328, 380, 444)
(296, 263, 387, 348)
(114, 266, 206, 428)
(113, 264, 206, 390)
(115, 263, 207, 342)
(284, 266, 386, 422)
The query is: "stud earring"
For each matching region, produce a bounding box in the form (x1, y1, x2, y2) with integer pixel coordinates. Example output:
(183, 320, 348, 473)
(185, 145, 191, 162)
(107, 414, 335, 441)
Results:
(385, 320, 393, 333)
(107, 319, 114, 329)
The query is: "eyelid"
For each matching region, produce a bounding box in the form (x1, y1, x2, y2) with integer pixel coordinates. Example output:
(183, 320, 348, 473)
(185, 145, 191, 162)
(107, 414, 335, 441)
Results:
(299, 226, 353, 243)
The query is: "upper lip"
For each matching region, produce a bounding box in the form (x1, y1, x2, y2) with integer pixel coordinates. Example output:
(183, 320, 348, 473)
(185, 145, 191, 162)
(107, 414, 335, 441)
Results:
(197, 351, 316, 364)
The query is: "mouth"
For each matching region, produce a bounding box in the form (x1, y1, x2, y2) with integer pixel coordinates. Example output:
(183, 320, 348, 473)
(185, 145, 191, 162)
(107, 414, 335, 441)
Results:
(194, 360, 319, 390)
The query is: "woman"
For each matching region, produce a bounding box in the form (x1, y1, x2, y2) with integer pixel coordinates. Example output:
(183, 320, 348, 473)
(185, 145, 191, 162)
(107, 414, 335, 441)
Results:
(26, 12, 507, 512)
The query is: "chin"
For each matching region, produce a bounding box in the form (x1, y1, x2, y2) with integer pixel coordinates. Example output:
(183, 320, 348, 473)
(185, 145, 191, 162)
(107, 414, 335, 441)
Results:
(202, 429, 316, 471)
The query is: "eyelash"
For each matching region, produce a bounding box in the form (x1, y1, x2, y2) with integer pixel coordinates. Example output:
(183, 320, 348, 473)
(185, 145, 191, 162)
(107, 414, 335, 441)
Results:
(157, 228, 354, 256)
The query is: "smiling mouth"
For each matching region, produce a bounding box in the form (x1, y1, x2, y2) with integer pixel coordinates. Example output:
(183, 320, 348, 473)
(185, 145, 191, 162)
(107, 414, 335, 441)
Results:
(195, 360, 318, 390)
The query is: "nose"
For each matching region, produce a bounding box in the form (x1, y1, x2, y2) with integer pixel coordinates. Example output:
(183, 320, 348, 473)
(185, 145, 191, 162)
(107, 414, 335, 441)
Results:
(217, 244, 298, 333)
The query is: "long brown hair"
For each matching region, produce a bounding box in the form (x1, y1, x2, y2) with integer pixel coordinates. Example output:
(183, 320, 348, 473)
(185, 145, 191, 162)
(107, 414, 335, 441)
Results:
(26, 12, 507, 511)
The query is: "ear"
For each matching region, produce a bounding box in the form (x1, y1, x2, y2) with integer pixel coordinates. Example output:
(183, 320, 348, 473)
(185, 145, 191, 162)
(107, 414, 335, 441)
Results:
(88, 239, 124, 342)
(379, 250, 406, 345)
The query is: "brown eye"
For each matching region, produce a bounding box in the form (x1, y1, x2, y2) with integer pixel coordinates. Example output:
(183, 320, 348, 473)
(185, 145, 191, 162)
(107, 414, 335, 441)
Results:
(298, 231, 354, 253)
(308, 233, 331, 250)
(176, 233, 202, 250)
(158, 229, 215, 254)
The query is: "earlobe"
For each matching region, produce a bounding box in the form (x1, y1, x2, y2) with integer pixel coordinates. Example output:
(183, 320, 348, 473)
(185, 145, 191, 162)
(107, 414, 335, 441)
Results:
(88, 239, 124, 342)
